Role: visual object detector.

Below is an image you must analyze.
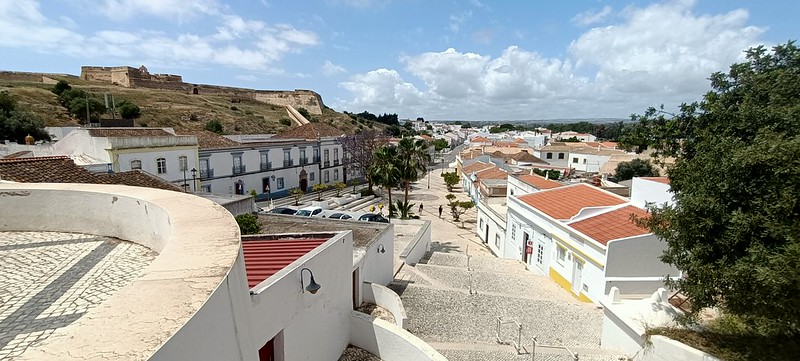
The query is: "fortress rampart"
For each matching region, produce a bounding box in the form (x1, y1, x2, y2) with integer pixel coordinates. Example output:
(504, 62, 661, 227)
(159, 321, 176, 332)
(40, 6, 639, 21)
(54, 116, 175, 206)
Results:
(79, 65, 324, 114)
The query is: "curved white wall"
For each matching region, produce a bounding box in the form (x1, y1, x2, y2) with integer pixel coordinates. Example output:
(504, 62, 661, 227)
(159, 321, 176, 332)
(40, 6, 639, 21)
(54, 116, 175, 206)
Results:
(350, 311, 447, 361)
(1, 183, 248, 361)
(362, 282, 407, 329)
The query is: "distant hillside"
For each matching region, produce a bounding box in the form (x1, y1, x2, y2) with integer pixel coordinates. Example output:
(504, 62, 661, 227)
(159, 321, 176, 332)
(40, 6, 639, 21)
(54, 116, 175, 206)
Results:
(0, 75, 381, 135)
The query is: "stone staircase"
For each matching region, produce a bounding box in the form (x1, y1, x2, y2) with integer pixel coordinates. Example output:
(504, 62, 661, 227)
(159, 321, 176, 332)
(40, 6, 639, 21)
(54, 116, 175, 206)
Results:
(391, 247, 627, 361)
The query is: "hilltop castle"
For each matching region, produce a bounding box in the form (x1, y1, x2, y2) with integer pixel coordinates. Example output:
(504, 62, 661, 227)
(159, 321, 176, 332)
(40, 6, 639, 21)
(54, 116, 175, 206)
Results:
(80, 65, 324, 114)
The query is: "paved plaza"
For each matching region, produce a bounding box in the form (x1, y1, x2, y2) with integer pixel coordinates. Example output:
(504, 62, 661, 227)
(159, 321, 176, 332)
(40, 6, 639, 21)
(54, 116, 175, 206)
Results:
(0, 231, 155, 360)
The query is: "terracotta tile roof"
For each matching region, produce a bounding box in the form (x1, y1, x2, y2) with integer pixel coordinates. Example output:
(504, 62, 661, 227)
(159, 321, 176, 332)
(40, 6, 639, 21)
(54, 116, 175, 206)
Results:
(517, 183, 627, 220)
(175, 130, 240, 149)
(640, 177, 670, 184)
(3, 151, 33, 159)
(0, 156, 182, 192)
(272, 123, 345, 140)
(475, 166, 508, 181)
(514, 138, 526, 143)
(517, 174, 563, 190)
(492, 141, 518, 148)
(0, 156, 98, 183)
(242, 237, 328, 288)
(600, 142, 618, 149)
(471, 136, 489, 143)
(462, 161, 494, 175)
(460, 149, 483, 160)
(419, 134, 433, 141)
(88, 128, 174, 137)
(511, 150, 546, 163)
(490, 150, 507, 159)
(569, 205, 650, 245)
(97, 170, 184, 192)
(540, 143, 572, 152)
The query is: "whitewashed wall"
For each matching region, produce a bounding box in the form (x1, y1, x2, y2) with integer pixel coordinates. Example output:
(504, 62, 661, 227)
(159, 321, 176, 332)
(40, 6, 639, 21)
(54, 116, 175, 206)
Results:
(631, 177, 673, 208)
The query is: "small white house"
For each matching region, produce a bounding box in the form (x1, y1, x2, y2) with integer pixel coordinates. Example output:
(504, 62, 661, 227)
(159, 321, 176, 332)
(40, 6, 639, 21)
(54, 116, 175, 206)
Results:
(630, 177, 673, 208)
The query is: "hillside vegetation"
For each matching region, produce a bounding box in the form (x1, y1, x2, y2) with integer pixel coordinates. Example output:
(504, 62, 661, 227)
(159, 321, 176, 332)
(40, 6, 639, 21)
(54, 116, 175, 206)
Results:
(0, 76, 379, 135)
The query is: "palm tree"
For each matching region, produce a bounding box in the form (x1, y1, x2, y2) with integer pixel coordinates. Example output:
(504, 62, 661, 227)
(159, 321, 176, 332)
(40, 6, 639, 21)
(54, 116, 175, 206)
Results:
(371, 145, 400, 218)
(397, 137, 431, 204)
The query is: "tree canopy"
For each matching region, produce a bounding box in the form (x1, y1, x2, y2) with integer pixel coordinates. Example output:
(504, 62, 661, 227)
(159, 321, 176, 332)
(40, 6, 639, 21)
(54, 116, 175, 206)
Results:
(614, 158, 659, 181)
(630, 41, 800, 336)
(0, 91, 51, 144)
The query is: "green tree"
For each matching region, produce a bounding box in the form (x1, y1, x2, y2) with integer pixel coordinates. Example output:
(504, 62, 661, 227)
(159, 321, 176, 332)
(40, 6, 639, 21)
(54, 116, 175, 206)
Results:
(0, 91, 16, 116)
(51, 80, 71, 95)
(614, 158, 659, 181)
(433, 138, 449, 152)
(117, 100, 141, 119)
(289, 188, 304, 206)
(0, 110, 52, 144)
(235, 214, 261, 235)
(204, 119, 224, 134)
(442, 171, 460, 192)
(297, 107, 310, 119)
(334, 182, 346, 197)
(371, 145, 400, 218)
(312, 183, 327, 201)
(445, 193, 474, 222)
(632, 41, 800, 336)
(396, 137, 430, 204)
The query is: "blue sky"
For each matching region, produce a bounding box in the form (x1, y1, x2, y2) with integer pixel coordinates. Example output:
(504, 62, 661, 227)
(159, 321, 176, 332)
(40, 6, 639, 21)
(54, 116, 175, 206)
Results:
(1, 0, 797, 121)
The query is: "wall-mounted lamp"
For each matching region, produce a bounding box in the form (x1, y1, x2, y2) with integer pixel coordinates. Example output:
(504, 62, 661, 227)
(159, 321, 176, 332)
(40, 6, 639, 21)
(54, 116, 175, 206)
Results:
(300, 268, 321, 294)
(377, 244, 386, 254)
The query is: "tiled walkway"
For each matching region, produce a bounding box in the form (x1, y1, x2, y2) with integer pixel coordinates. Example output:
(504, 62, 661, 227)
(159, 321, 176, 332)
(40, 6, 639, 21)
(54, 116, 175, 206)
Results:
(0, 231, 155, 360)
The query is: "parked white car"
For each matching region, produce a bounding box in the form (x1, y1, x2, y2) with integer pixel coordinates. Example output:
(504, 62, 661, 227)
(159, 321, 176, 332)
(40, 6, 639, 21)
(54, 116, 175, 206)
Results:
(294, 206, 324, 217)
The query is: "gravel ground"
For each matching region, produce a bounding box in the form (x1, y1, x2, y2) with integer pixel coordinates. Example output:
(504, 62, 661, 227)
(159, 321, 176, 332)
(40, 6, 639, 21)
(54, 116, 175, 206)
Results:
(440, 349, 625, 361)
(357, 303, 396, 324)
(399, 285, 604, 349)
(338, 345, 382, 361)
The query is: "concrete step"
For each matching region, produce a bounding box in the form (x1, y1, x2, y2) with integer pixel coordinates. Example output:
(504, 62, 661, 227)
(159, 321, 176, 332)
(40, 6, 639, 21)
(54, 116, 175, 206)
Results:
(348, 197, 381, 212)
(422, 251, 530, 275)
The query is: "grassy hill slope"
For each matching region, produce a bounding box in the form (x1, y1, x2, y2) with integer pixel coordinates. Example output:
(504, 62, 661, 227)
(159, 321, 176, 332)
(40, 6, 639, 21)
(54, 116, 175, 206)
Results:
(0, 76, 381, 135)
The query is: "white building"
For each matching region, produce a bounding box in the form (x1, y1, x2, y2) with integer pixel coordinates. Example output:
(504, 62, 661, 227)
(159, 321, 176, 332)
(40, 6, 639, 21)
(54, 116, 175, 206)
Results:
(505, 183, 679, 303)
(533, 143, 571, 168)
(567, 147, 626, 173)
(630, 177, 673, 208)
(506, 173, 563, 197)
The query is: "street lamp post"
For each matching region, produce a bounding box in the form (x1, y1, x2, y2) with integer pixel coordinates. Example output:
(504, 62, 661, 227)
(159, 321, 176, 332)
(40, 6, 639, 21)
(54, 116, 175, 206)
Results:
(182, 168, 188, 192)
(190, 168, 197, 192)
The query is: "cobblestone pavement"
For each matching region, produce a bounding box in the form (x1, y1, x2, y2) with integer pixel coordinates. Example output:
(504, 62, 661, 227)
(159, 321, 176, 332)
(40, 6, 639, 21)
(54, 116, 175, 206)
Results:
(386, 172, 625, 360)
(0, 231, 155, 360)
(338, 345, 382, 361)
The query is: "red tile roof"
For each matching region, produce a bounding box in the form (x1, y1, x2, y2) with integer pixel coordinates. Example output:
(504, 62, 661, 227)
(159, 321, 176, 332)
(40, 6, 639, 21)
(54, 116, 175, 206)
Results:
(475, 167, 507, 181)
(517, 174, 563, 190)
(517, 183, 627, 220)
(511, 150, 546, 163)
(569, 205, 650, 245)
(640, 177, 670, 184)
(462, 161, 494, 175)
(514, 138, 526, 143)
(471, 136, 489, 143)
(492, 141, 518, 148)
(242, 237, 328, 288)
(175, 130, 239, 149)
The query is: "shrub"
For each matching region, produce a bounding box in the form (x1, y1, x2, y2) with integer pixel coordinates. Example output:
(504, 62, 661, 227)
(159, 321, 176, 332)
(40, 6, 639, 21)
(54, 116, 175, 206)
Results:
(279, 118, 292, 126)
(204, 119, 224, 134)
(235, 214, 261, 235)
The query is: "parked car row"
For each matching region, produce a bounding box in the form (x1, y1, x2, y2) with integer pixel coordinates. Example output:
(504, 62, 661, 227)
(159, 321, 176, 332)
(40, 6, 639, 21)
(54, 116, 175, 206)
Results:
(257, 206, 389, 223)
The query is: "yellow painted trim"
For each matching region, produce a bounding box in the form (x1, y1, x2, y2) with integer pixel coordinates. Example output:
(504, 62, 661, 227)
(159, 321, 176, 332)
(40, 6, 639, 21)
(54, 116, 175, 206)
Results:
(550, 234, 605, 268)
(549, 267, 592, 303)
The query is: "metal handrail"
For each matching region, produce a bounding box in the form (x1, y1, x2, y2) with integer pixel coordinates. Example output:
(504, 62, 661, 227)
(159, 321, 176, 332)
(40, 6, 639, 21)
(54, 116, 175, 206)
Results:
(530, 337, 579, 361)
(495, 317, 525, 354)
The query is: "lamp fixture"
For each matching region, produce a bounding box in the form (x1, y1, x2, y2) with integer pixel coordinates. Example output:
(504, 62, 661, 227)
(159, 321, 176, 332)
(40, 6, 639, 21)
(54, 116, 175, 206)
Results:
(377, 244, 386, 254)
(300, 268, 321, 294)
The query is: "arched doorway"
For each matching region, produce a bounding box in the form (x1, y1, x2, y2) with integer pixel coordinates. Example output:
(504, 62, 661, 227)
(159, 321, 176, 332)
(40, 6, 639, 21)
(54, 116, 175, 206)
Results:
(299, 169, 308, 192)
(192, 87, 199, 94)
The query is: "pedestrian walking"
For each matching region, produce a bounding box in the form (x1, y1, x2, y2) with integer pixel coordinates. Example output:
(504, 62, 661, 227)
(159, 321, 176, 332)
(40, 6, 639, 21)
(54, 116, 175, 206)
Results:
(438, 205, 443, 218)
(419, 203, 424, 214)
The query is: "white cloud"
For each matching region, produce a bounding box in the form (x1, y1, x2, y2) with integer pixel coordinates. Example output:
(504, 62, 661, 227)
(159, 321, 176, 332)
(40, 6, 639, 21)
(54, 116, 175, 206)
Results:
(0, 0, 318, 72)
(96, 0, 220, 21)
(449, 11, 471, 33)
(571, 6, 612, 26)
(322, 60, 346, 76)
(339, 1, 767, 120)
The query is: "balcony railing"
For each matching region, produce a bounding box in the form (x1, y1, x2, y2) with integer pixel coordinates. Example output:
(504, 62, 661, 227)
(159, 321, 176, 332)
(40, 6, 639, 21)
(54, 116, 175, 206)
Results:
(300, 157, 308, 165)
(324, 160, 330, 168)
(283, 159, 294, 167)
(260, 161, 272, 171)
(232, 164, 246, 175)
(199, 168, 214, 179)
(334, 159, 340, 166)
(313, 156, 321, 163)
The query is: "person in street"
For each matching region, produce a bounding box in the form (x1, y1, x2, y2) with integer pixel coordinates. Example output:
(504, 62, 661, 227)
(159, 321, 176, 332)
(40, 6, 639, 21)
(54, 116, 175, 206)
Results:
(438, 204, 443, 218)
(419, 203, 424, 214)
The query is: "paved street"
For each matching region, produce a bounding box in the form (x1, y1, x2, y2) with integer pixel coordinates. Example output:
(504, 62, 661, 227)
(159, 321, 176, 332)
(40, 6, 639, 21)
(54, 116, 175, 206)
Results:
(0, 231, 155, 360)
(380, 154, 624, 361)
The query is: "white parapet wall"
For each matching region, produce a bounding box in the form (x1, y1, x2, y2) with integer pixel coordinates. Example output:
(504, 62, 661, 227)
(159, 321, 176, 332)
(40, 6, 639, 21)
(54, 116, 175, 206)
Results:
(362, 282, 408, 329)
(636, 336, 720, 361)
(397, 219, 432, 265)
(349, 311, 447, 361)
(1, 183, 249, 361)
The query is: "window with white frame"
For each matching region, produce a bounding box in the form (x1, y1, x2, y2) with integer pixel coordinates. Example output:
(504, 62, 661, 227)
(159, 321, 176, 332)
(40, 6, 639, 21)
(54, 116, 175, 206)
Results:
(130, 159, 142, 170)
(558, 153, 565, 159)
(201, 185, 211, 193)
(277, 177, 285, 189)
(546, 152, 553, 159)
(156, 158, 167, 174)
(334, 148, 339, 161)
(572, 157, 579, 163)
(495, 234, 500, 247)
(178, 156, 188, 172)
(536, 243, 544, 264)
(334, 169, 339, 180)
(324, 170, 330, 182)
(557, 245, 567, 263)
(511, 223, 517, 241)
(310, 172, 315, 181)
